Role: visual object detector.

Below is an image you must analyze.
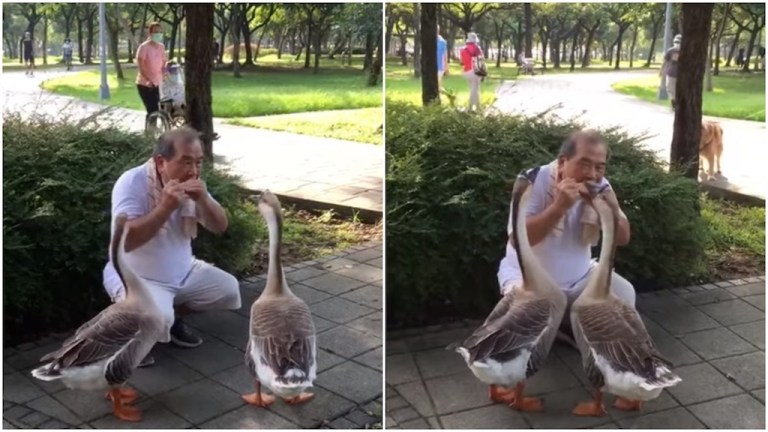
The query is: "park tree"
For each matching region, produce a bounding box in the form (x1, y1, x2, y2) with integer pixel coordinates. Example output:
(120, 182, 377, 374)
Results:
(524, 3, 533, 57)
(642, 3, 666, 67)
(670, 3, 714, 181)
(733, 3, 765, 72)
(421, 3, 439, 106)
(442, 2, 499, 35)
(184, 3, 215, 163)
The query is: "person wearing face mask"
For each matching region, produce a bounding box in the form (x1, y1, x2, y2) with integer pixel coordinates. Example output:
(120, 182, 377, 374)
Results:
(22, 32, 35, 76)
(62, 38, 74, 71)
(497, 130, 634, 349)
(102, 127, 239, 367)
(136, 22, 169, 123)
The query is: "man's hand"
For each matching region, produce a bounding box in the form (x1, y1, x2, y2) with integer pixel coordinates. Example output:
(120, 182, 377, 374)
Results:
(554, 178, 588, 211)
(182, 179, 208, 202)
(160, 180, 188, 210)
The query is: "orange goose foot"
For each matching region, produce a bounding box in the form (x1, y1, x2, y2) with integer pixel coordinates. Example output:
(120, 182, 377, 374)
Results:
(572, 391, 607, 417)
(614, 397, 643, 411)
(488, 385, 516, 404)
(508, 382, 544, 412)
(105, 387, 139, 405)
(242, 381, 276, 407)
(108, 388, 142, 422)
(284, 392, 315, 405)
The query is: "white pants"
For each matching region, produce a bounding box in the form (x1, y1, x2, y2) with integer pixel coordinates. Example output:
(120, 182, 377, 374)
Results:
(500, 260, 636, 310)
(106, 259, 242, 329)
(463, 70, 481, 110)
(666, 76, 677, 101)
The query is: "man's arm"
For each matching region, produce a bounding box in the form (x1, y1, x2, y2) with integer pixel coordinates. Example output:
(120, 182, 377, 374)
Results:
(197, 194, 228, 234)
(125, 203, 176, 252)
(525, 202, 568, 246)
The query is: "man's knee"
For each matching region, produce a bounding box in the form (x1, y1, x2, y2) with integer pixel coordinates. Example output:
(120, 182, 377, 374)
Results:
(611, 273, 636, 308)
(215, 270, 242, 310)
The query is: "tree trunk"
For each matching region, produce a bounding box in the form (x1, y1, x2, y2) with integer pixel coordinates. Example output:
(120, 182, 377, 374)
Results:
(367, 30, 383, 86)
(77, 18, 84, 62)
(242, 20, 253, 65)
(230, 4, 242, 78)
(184, 4, 215, 163)
(706, 36, 714, 91)
(313, 22, 322, 73)
(108, 27, 124, 79)
(420, 3, 439, 105)
(398, 32, 407, 65)
(169, 21, 178, 59)
(629, 24, 638, 68)
(569, 28, 578, 71)
(713, 5, 731, 76)
(645, 19, 662, 67)
(304, 20, 312, 68)
(85, 11, 94, 64)
(581, 22, 599, 67)
(363, 31, 374, 70)
(671, 4, 713, 181)
(742, 22, 761, 72)
(42, 15, 48, 65)
(413, 3, 421, 77)
(614, 28, 626, 70)
(524, 3, 533, 57)
(725, 28, 742, 67)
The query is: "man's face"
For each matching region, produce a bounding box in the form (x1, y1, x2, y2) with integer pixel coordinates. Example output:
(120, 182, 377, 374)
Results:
(24, 33, 30, 40)
(559, 141, 607, 184)
(156, 139, 204, 183)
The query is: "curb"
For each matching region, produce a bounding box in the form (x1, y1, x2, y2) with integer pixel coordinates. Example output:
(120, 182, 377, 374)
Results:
(234, 185, 383, 224)
(700, 181, 765, 207)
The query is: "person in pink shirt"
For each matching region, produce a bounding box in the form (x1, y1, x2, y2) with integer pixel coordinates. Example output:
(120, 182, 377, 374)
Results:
(136, 22, 168, 123)
(460, 32, 484, 111)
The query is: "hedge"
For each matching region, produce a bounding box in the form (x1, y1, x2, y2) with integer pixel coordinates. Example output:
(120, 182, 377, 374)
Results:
(3, 114, 261, 345)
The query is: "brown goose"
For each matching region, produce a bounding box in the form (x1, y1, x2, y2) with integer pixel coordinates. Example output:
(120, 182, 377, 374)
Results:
(452, 167, 567, 411)
(570, 194, 681, 417)
(242, 190, 316, 407)
(31, 214, 167, 422)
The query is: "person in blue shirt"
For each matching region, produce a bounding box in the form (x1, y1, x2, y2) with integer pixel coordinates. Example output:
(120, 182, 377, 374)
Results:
(437, 25, 448, 88)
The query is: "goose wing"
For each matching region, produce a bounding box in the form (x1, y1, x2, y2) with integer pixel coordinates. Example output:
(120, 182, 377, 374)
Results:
(573, 299, 673, 388)
(250, 297, 316, 383)
(40, 307, 158, 384)
(462, 292, 558, 376)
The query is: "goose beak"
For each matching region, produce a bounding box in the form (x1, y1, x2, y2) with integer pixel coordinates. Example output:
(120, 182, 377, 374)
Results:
(248, 193, 262, 204)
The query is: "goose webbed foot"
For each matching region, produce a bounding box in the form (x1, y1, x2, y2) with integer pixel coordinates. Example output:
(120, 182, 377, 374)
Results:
(508, 382, 544, 412)
(105, 387, 138, 405)
(284, 392, 314, 405)
(613, 397, 643, 411)
(488, 384, 516, 403)
(108, 388, 142, 422)
(572, 390, 607, 417)
(242, 381, 276, 407)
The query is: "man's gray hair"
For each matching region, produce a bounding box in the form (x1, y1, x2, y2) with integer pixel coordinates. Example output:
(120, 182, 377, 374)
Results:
(559, 129, 609, 159)
(467, 32, 478, 44)
(154, 126, 202, 160)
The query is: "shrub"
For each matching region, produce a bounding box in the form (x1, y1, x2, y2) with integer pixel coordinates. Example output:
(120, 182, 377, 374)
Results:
(385, 101, 708, 328)
(3, 114, 260, 345)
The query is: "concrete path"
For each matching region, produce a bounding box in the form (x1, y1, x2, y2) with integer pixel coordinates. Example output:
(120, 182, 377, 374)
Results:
(1, 67, 383, 213)
(385, 276, 765, 429)
(4, 243, 383, 429)
(493, 71, 766, 201)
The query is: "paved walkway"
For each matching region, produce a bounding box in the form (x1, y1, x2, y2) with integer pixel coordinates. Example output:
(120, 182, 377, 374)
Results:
(4, 243, 383, 429)
(386, 276, 765, 429)
(1, 68, 383, 213)
(493, 71, 766, 201)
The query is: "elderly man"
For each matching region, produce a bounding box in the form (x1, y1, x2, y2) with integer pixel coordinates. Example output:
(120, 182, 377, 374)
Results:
(497, 130, 634, 346)
(103, 127, 241, 366)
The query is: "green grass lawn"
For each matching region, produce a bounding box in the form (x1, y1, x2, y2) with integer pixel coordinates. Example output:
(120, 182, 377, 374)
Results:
(612, 72, 765, 121)
(41, 65, 381, 117)
(2, 55, 72, 71)
(228, 107, 382, 145)
(702, 195, 765, 280)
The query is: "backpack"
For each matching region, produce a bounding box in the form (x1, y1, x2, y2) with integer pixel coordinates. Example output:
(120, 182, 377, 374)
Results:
(461, 44, 487, 77)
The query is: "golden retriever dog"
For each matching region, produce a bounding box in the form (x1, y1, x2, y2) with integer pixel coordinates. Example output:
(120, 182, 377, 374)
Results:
(700, 120, 724, 181)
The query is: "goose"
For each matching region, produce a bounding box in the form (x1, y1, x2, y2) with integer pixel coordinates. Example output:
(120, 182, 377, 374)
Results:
(242, 190, 317, 407)
(451, 167, 567, 411)
(570, 193, 681, 417)
(31, 214, 168, 422)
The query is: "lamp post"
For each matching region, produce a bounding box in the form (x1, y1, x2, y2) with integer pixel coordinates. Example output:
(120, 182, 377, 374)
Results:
(657, 2, 672, 100)
(98, 2, 110, 101)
